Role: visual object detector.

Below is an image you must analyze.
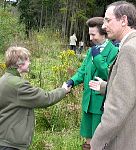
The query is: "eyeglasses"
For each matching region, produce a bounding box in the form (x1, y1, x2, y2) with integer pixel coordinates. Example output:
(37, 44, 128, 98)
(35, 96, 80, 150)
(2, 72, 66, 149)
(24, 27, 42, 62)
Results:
(103, 17, 116, 24)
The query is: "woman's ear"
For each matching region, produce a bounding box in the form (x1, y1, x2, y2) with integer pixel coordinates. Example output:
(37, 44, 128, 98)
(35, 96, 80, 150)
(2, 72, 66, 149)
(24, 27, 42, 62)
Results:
(17, 64, 23, 71)
(16, 58, 24, 71)
(16, 58, 23, 65)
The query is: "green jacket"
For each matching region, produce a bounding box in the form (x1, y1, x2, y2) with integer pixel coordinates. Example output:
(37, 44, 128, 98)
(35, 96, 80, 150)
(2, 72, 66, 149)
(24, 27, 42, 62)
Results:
(0, 68, 67, 150)
(71, 40, 118, 114)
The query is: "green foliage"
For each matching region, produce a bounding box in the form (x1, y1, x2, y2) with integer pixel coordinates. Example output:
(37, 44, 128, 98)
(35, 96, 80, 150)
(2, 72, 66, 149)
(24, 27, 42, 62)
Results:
(27, 29, 62, 57)
(76, 9, 88, 21)
(51, 49, 81, 86)
(24, 29, 84, 150)
(0, 6, 25, 52)
(29, 128, 83, 150)
(0, 62, 6, 77)
(26, 29, 66, 89)
(17, 0, 105, 40)
(0, 7, 84, 149)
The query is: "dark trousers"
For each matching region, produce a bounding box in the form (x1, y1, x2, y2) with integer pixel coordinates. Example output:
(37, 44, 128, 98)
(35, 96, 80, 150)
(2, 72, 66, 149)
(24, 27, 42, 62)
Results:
(0, 146, 19, 150)
(79, 46, 83, 54)
(70, 45, 76, 53)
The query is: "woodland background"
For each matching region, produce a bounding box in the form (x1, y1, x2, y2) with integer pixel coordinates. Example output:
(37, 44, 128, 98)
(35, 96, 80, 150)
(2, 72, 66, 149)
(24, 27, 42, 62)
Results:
(0, 0, 135, 149)
(2, 0, 135, 46)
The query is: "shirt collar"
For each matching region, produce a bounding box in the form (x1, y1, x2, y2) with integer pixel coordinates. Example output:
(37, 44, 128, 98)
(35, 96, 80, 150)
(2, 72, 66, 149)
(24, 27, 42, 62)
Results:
(119, 30, 136, 49)
(6, 67, 21, 77)
(97, 39, 109, 52)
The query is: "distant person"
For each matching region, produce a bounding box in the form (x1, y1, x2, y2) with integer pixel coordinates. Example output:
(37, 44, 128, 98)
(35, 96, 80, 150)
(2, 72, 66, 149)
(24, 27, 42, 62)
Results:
(66, 17, 118, 150)
(78, 40, 84, 54)
(0, 46, 71, 150)
(90, 1, 136, 150)
(69, 33, 77, 53)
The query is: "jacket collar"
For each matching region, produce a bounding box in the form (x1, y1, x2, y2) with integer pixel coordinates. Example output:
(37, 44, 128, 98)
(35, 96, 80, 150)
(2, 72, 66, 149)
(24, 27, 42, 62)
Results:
(100, 40, 114, 56)
(6, 67, 21, 77)
(119, 30, 136, 49)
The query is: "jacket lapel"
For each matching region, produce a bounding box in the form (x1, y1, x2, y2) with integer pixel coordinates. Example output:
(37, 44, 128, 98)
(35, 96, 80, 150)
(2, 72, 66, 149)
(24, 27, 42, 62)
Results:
(91, 41, 112, 77)
(100, 41, 112, 57)
(120, 31, 136, 50)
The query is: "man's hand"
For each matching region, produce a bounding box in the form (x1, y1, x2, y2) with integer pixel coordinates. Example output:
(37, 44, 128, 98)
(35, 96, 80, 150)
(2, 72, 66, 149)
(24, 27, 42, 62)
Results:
(62, 82, 71, 93)
(89, 76, 104, 91)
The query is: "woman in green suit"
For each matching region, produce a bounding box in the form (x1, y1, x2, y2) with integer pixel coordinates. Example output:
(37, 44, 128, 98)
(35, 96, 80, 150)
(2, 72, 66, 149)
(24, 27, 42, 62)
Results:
(66, 17, 118, 150)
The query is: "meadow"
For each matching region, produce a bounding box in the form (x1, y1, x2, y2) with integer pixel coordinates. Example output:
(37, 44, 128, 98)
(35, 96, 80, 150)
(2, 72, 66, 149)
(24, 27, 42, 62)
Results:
(27, 30, 84, 150)
(0, 6, 86, 150)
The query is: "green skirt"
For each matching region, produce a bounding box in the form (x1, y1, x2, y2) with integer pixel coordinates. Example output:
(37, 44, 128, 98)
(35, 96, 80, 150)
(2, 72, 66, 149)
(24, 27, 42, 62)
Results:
(80, 111, 102, 138)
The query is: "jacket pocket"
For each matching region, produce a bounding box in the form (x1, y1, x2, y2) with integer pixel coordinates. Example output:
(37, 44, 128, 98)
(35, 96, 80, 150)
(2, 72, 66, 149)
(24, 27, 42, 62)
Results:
(94, 91, 102, 95)
(5, 115, 32, 146)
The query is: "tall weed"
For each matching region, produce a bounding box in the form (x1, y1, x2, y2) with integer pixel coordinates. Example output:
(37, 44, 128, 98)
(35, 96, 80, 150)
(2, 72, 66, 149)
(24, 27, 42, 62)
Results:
(0, 6, 25, 52)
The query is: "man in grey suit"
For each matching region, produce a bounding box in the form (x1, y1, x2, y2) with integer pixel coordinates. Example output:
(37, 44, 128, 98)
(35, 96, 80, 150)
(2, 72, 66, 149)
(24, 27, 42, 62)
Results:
(90, 1, 136, 150)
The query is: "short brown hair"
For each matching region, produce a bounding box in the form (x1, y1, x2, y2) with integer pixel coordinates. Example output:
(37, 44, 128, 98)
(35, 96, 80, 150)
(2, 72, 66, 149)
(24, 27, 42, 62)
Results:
(5, 46, 30, 68)
(107, 1, 136, 29)
(86, 17, 107, 35)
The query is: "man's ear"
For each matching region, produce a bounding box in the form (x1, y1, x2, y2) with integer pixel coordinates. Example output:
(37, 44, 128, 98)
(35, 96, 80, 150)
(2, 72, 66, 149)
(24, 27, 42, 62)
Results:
(121, 15, 128, 26)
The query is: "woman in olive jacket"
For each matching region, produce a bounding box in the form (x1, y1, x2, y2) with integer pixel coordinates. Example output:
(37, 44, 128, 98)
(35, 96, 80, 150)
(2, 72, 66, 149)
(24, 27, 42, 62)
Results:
(0, 46, 71, 150)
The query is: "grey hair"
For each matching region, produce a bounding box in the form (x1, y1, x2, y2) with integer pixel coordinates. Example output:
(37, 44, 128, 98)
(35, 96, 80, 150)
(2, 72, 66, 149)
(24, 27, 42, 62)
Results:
(107, 1, 136, 29)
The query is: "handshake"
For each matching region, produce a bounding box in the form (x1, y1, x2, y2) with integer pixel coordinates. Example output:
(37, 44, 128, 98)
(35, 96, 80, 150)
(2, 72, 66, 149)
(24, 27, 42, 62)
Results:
(61, 79, 74, 93)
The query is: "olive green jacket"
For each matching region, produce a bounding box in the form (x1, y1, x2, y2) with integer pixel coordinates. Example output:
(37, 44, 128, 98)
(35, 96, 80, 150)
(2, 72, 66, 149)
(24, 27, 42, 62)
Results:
(0, 68, 67, 150)
(71, 40, 118, 114)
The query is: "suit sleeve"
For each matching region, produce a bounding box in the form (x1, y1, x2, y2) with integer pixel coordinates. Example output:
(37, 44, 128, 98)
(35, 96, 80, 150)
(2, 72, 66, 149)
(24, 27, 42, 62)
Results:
(91, 45, 136, 150)
(71, 49, 90, 86)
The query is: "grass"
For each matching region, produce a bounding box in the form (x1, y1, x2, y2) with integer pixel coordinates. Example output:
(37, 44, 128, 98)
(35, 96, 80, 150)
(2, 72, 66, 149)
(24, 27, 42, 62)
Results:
(0, 5, 90, 149)
(30, 128, 84, 150)
(0, 24, 86, 150)
(27, 42, 85, 149)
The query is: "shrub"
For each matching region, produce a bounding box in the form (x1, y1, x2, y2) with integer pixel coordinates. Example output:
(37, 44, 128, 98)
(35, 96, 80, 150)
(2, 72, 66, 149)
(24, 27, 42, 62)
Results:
(0, 6, 25, 53)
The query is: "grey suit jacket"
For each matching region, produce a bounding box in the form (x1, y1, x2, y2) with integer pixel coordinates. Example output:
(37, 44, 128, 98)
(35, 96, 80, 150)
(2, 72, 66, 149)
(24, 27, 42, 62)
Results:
(91, 31, 136, 150)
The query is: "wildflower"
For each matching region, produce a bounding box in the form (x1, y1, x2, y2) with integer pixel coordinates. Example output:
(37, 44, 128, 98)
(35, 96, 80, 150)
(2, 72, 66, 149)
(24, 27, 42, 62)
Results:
(0, 63, 6, 70)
